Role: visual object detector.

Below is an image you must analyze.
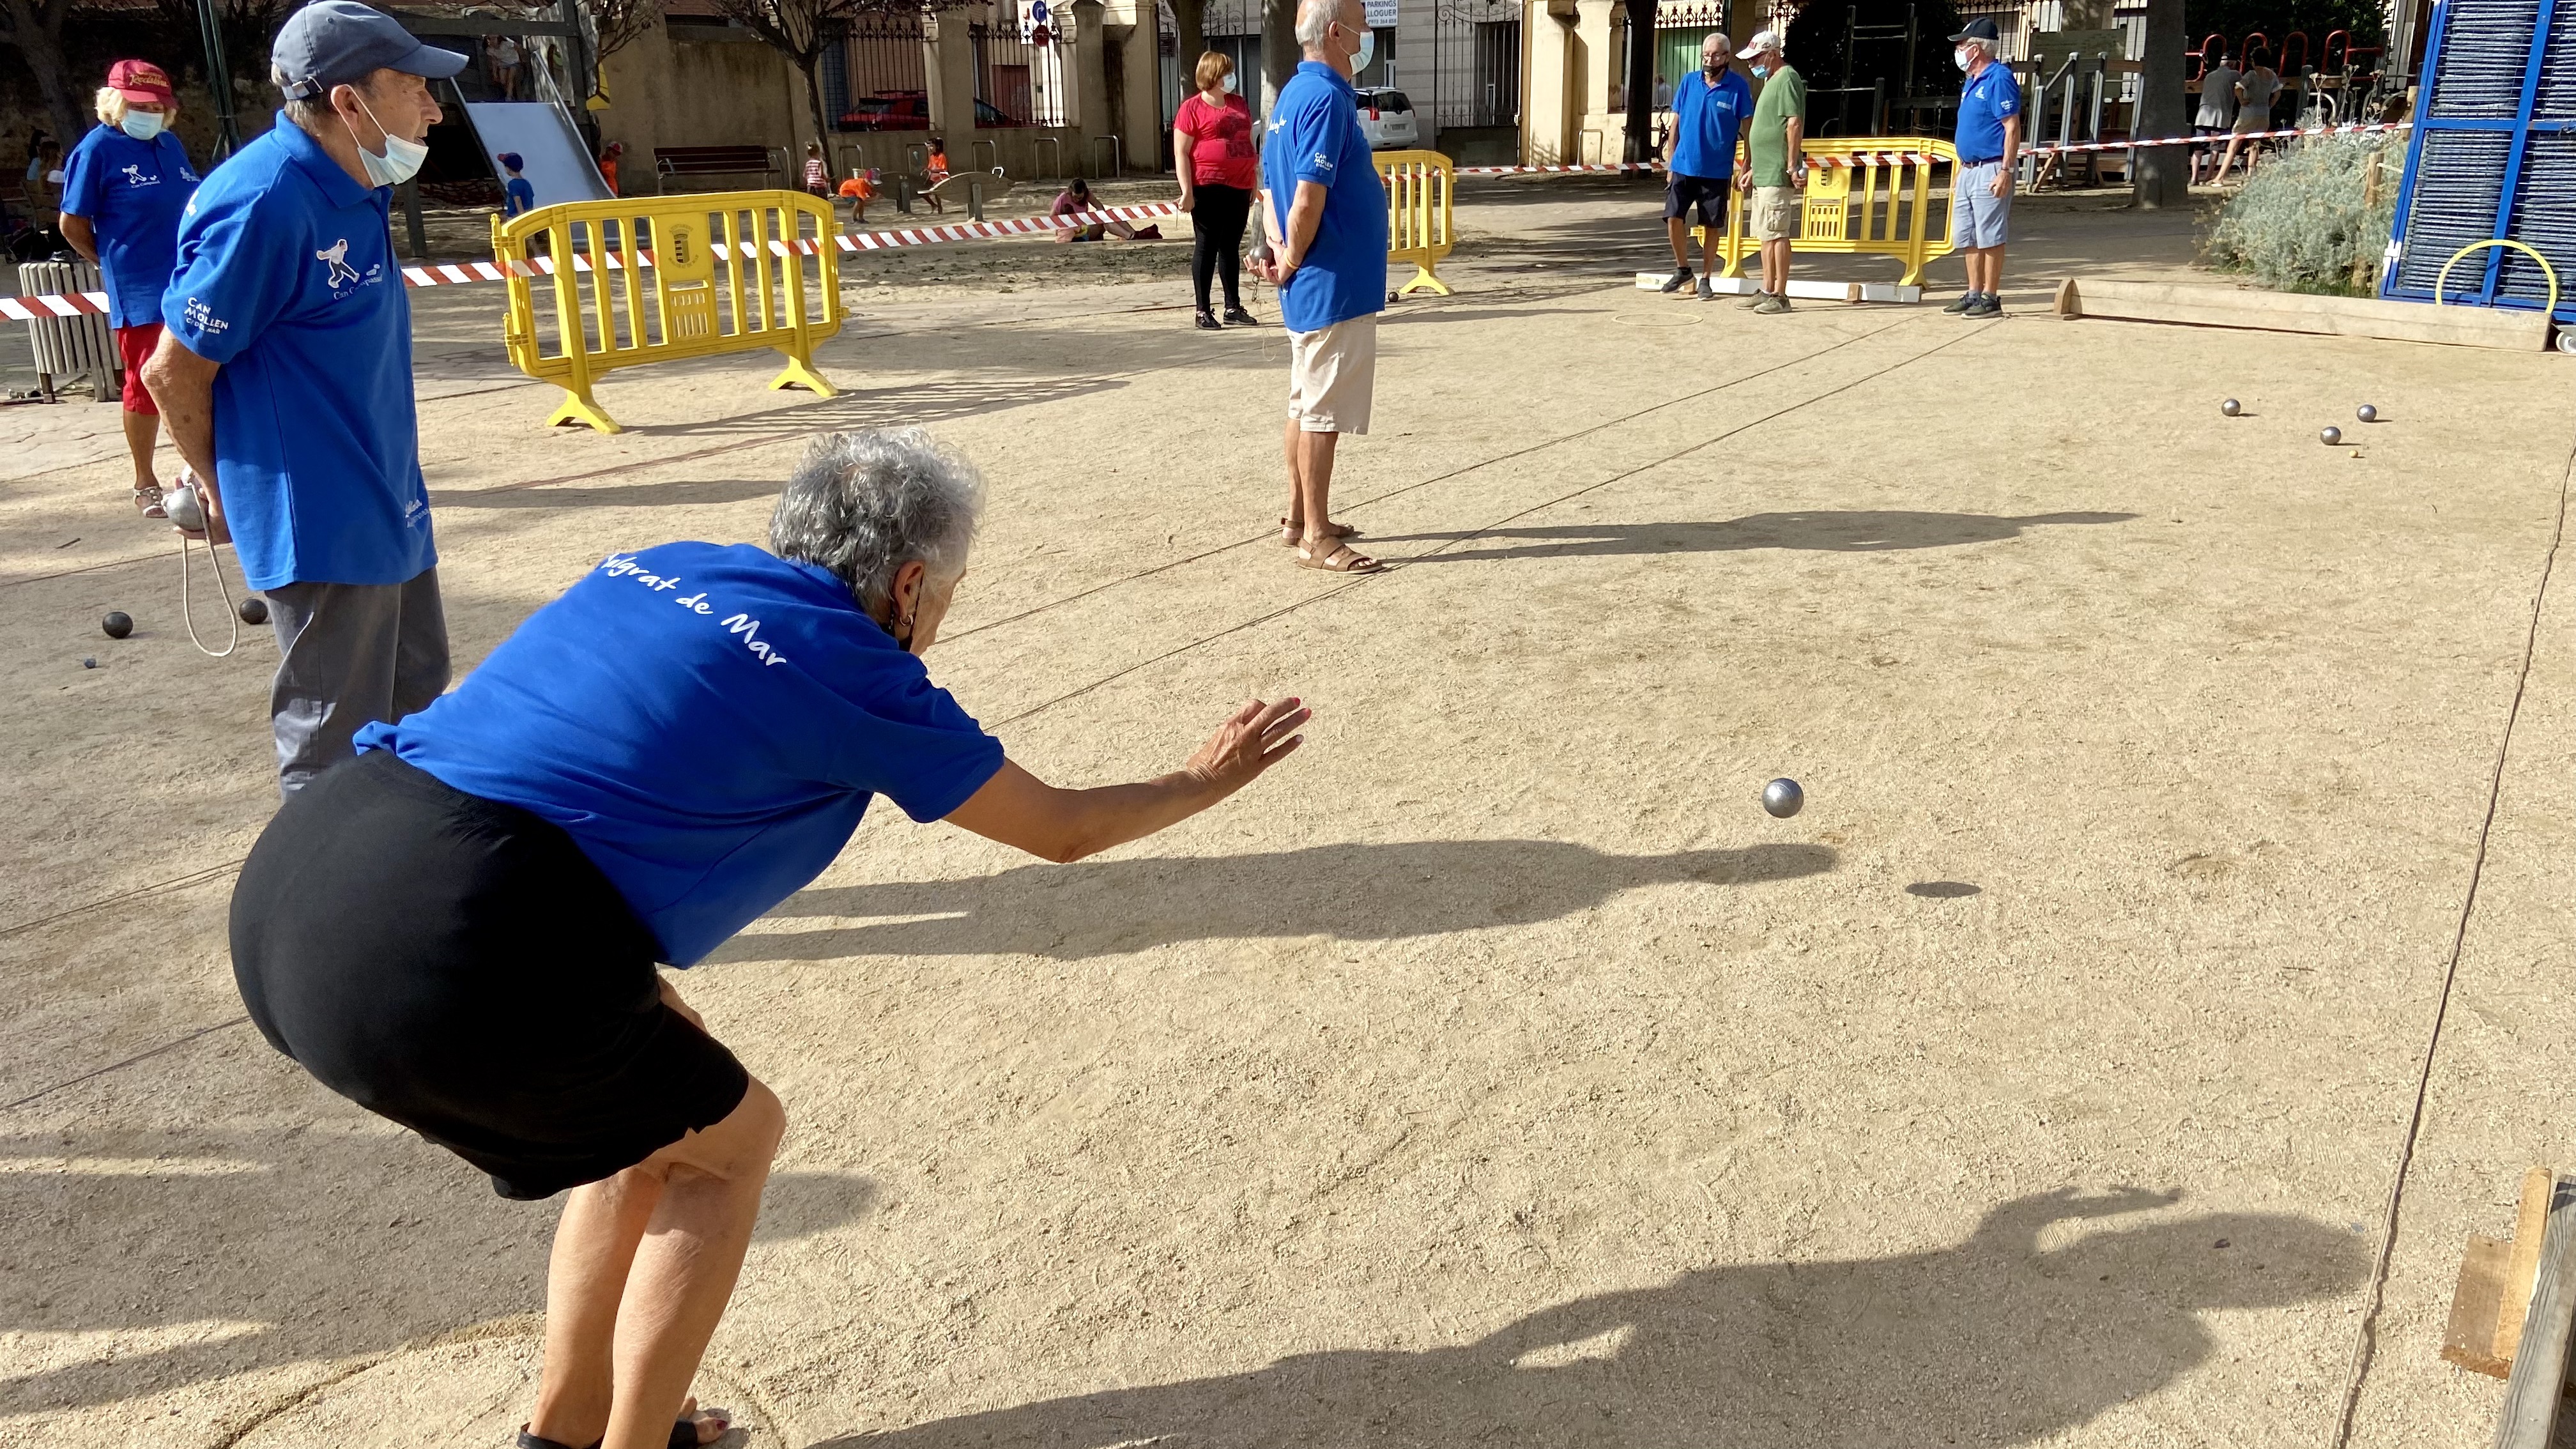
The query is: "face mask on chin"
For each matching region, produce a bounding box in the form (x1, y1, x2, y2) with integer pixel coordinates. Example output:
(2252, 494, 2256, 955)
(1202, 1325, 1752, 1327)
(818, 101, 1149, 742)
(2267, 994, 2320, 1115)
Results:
(119, 111, 165, 141)
(1750, 61, 1770, 78)
(349, 90, 428, 187)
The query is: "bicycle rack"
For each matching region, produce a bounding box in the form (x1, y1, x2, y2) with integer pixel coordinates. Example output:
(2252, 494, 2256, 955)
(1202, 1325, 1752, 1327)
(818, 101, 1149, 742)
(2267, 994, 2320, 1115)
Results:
(1089, 134, 1123, 178)
(1032, 135, 1063, 179)
(970, 137, 1000, 174)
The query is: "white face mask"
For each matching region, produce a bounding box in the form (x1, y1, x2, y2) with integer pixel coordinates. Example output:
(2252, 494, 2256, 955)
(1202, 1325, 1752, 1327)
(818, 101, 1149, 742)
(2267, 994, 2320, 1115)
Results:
(1350, 27, 1375, 75)
(1954, 47, 1975, 71)
(1222, 71, 1238, 93)
(119, 111, 165, 142)
(1750, 62, 1770, 78)
(351, 91, 428, 188)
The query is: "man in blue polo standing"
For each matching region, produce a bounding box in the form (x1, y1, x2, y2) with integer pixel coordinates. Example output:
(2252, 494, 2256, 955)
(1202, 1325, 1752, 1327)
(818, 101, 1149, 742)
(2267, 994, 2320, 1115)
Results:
(1657, 30, 1752, 300)
(142, 1, 464, 795)
(1946, 17, 2021, 318)
(1254, 0, 1388, 574)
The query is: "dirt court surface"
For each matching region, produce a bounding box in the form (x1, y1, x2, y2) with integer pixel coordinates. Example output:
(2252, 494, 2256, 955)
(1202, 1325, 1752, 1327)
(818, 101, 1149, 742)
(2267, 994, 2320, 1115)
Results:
(4, 178, 2574, 1448)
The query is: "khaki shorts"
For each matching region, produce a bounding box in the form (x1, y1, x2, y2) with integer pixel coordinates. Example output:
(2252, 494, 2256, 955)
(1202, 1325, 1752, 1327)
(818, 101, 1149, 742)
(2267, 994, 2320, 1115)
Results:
(1751, 185, 1799, 242)
(1286, 313, 1377, 434)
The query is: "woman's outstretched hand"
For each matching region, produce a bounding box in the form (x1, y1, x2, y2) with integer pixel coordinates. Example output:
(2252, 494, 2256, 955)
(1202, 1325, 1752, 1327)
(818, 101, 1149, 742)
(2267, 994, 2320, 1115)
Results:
(1183, 696, 1309, 798)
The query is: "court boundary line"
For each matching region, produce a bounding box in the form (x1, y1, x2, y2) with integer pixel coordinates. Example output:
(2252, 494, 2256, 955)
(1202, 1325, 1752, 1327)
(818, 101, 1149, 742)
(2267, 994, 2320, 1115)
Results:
(2326, 426, 2576, 1449)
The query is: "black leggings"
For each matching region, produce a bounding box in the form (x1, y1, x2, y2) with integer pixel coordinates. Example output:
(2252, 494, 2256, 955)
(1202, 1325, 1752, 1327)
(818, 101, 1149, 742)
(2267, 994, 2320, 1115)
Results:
(1191, 183, 1252, 311)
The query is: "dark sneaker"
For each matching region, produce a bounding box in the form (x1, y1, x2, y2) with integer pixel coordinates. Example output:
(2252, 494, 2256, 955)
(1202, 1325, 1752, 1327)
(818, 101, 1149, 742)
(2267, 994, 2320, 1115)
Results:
(1658, 266, 1694, 294)
(1943, 291, 1981, 314)
(1963, 294, 2003, 318)
(1195, 308, 1222, 330)
(1221, 305, 1260, 326)
(1694, 275, 1715, 300)
(1752, 293, 1792, 314)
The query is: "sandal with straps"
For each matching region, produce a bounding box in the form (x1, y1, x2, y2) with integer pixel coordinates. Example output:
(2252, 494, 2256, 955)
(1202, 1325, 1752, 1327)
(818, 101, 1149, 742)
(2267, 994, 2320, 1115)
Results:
(1295, 537, 1383, 573)
(132, 483, 167, 519)
(518, 1404, 730, 1449)
(1278, 516, 1359, 548)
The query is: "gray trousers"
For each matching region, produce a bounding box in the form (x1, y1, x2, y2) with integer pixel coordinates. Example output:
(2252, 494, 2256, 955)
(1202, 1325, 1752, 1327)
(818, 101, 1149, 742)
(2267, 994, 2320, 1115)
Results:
(266, 569, 451, 797)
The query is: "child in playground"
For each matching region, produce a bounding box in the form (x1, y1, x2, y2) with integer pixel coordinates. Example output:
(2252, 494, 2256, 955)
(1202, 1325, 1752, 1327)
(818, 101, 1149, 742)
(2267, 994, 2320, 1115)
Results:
(838, 169, 876, 231)
(498, 152, 535, 218)
(924, 137, 950, 213)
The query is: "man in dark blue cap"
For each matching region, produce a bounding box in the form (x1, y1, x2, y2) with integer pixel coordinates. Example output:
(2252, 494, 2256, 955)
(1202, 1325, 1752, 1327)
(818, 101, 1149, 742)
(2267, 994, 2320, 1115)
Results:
(141, 0, 464, 796)
(1944, 15, 2020, 318)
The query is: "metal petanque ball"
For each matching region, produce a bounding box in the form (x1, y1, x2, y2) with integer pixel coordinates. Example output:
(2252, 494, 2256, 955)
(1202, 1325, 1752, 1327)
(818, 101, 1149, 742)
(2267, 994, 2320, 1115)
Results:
(2357, 403, 2379, 423)
(82, 656, 96, 669)
(238, 595, 269, 625)
(100, 610, 132, 639)
(1762, 778, 1805, 819)
(2221, 398, 2241, 417)
(2320, 425, 2343, 446)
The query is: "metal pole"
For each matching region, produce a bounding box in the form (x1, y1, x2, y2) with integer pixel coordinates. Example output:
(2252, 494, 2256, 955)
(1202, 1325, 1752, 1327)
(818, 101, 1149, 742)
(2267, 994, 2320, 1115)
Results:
(398, 179, 429, 259)
(195, 0, 243, 161)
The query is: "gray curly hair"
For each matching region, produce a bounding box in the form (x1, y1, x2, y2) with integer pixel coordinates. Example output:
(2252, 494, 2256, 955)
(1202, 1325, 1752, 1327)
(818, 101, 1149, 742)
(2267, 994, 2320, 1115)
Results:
(770, 428, 986, 615)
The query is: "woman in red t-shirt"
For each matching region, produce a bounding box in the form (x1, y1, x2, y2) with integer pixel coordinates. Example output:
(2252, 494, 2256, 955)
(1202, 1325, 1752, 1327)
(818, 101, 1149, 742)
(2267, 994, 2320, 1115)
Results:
(1172, 51, 1260, 330)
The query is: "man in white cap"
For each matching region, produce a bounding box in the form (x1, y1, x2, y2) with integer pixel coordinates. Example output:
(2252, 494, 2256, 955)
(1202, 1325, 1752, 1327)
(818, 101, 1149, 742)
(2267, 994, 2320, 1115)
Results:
(144, 1, 464, 795)
(1736, 30, 1804, 314)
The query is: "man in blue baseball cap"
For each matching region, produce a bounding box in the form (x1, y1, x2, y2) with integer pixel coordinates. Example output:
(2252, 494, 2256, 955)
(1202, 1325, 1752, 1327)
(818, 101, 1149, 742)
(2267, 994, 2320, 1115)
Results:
(1945, 15, 2020, 318)
(142, 1, 466, 797)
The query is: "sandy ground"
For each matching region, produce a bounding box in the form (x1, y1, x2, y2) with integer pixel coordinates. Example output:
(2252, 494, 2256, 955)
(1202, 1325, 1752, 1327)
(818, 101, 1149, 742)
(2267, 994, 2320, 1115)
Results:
(4, 178, 2573, 1449)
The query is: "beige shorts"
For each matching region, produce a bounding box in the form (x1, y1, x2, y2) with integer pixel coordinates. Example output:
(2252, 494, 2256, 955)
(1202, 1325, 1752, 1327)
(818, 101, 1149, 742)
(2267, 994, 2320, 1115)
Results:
(1751, 185, 1799, 242)
(1286, 313, 1377, 434)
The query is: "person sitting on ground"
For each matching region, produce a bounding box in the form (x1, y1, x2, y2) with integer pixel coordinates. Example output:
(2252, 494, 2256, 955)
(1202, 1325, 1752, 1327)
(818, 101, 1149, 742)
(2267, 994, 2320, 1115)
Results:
(923, 135, 950, 212)
(498, 150, 535, 217)
(837, 167, 875, 230)
(229, 426, 1313, 1449)
(1052, 177, 1134, 242)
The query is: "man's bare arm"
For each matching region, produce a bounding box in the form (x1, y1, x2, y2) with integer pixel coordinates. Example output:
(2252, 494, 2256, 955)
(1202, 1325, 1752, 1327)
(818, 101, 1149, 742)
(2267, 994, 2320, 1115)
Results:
(140, 334, 227, 537)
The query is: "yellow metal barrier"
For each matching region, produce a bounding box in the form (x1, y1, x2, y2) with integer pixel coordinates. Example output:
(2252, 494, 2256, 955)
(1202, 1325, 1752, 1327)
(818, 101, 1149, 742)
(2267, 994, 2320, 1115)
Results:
(1694, 137, 1958, 289)
(1374, 150, 1455, 296)
(494, 189, 843, 434)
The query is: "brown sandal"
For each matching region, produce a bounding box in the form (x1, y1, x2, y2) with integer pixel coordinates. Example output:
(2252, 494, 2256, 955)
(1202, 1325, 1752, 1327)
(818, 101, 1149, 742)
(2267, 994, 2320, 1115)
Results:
(1280, 516, 1359, 548)
(1296, 537, 1383, 573)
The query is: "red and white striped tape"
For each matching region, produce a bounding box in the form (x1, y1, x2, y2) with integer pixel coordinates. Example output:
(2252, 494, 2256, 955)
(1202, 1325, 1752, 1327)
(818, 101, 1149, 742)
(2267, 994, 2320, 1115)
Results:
(0, 121, 2411, 324)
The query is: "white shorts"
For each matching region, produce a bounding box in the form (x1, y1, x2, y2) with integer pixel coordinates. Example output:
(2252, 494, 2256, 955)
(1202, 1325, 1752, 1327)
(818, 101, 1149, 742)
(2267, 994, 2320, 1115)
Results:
(1286, 313, 1377, 434)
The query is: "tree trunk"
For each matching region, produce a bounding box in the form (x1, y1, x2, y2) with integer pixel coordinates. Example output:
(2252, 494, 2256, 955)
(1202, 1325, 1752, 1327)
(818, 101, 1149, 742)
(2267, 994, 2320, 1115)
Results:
(1174, 0, 1206, 82)
(801, 52, 834, 172)
(1622, 0, 1656, 162)
(2131, 0, 2186, 208)
(1261, 0, 1296, 118)
(6, 0, 86, 156)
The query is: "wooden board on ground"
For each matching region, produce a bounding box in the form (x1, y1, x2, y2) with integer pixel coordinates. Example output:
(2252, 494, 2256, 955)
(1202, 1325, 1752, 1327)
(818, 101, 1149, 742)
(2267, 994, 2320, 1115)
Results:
(2053, 277, 2555, 351)
(2444, 1169, 2562, 1380)
(2496, 1174, 2576, 1449)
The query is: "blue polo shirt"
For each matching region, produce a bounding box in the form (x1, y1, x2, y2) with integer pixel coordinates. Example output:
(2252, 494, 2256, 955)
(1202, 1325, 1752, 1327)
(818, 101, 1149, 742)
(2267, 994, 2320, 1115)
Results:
(59, 125, 198, 328)
(357, 542, 1008, 967)
(1954, 61, 2023, 164)
(1669, 67, 1754, 180)
(161, 111, 433, 592)
(1262, 60, 1388, 334)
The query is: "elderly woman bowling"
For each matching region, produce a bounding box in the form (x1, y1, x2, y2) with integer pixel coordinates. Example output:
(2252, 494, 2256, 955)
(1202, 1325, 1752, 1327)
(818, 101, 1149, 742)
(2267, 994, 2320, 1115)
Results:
(228, 427, 1309, 1449)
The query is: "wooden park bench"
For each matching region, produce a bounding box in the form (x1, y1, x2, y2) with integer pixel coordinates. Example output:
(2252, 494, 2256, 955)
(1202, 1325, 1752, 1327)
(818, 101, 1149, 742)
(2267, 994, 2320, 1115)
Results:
(653, 145, 787, 192)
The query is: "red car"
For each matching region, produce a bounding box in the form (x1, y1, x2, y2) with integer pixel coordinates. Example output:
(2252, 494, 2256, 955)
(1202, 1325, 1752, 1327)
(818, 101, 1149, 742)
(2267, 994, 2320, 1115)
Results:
(840, 91, 1023, 129)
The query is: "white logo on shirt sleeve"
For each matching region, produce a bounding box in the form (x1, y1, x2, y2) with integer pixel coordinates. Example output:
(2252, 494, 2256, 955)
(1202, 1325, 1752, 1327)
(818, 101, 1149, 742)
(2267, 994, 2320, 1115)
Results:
(181, 296, 228, 336)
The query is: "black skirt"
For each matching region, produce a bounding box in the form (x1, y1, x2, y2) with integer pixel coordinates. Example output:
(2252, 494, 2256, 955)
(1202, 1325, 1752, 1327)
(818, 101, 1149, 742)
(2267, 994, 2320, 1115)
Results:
(230, 750, 750, 1200)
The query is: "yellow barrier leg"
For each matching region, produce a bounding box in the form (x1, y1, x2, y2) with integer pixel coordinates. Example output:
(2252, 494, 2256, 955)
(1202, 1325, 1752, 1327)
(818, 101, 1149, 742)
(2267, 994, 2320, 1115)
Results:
(767, 346, 837, 397)
(1397, 264, 1451, 297)
(546, 385, 621, 434)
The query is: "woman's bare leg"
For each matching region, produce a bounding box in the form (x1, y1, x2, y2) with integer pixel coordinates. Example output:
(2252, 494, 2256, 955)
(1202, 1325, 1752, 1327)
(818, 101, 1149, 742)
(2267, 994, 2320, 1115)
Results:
(526, 1076, 786, 1449)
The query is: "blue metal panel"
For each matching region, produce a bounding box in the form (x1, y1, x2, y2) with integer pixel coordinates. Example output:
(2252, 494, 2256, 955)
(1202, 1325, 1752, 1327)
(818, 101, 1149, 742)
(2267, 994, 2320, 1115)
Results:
(2384, 0, 2576, 321)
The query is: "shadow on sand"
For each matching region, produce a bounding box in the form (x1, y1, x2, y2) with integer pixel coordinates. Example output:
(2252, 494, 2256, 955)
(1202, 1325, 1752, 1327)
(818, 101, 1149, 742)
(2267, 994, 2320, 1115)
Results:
(713, 840, 1836, 965)
(818, 1188, 2367, 1448)
(1376, 510, 2137, 565)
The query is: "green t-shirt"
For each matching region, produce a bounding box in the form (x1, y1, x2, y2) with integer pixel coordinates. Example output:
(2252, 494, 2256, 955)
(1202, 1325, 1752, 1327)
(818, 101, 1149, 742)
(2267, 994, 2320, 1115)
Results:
(1748, 65, 1807, 187)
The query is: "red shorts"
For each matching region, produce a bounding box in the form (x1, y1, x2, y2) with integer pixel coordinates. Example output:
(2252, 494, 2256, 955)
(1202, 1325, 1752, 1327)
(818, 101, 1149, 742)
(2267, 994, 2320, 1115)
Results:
(116, 323, 162, 414)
